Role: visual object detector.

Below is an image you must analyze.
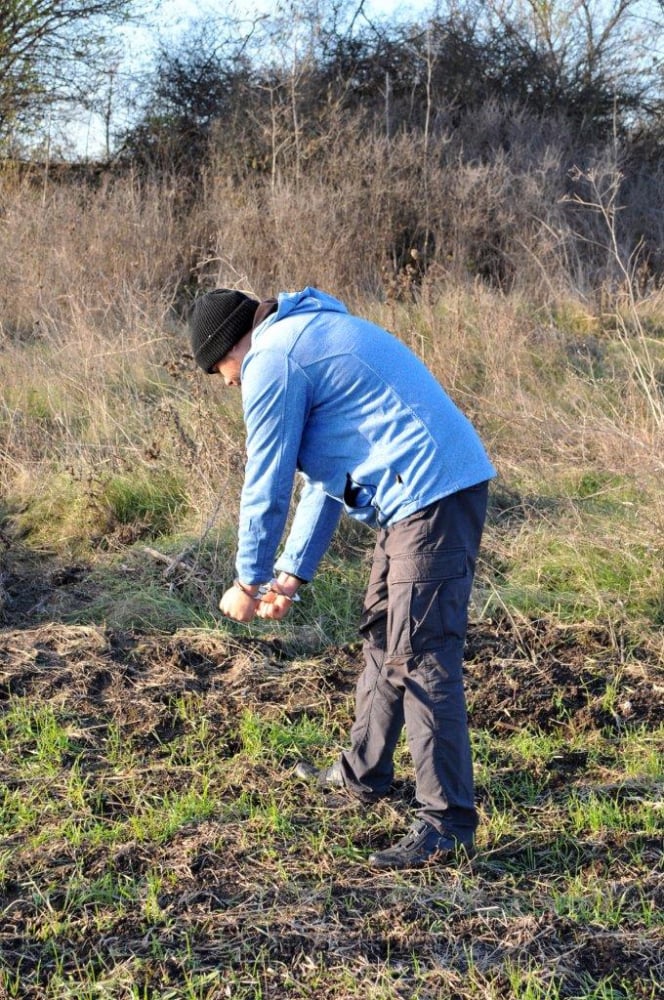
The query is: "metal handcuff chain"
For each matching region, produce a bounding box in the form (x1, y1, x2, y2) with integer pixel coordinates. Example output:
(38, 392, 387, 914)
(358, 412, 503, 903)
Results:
(233, 578, 301, 603)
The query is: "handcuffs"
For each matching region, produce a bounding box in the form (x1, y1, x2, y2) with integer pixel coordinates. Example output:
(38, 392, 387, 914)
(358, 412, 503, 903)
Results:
(233, 578, 301, 603)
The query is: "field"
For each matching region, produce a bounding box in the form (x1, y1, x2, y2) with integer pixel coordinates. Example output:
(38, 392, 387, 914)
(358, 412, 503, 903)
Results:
(0, 163, 663, 999)
(1, 541, 662, 999)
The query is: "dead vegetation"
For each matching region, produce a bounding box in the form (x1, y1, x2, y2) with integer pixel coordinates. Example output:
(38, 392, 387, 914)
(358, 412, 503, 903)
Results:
(0, 543, 661, 999)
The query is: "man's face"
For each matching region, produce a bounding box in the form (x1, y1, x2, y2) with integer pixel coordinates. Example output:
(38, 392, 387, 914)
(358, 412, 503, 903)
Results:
(212, 353, 243, 387)
(210, 334, 251, 386)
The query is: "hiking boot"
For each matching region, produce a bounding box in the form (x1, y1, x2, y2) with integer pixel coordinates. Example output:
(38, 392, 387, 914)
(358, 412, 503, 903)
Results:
(368, 820, 475, 869)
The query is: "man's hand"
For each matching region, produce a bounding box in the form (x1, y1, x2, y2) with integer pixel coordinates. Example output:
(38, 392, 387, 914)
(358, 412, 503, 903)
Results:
(257, 573, 302, 621)
(256, 590, 292, 621)
(219, 584, 258, 623)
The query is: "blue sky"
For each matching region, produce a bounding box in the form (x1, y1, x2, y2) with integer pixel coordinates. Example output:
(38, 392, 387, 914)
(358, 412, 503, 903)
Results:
(158, 0, 429, 26)
(145, 0, 433, 45)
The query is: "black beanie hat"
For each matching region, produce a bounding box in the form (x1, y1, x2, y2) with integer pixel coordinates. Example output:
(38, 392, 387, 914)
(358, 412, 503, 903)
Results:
(189, 288, 259, 373)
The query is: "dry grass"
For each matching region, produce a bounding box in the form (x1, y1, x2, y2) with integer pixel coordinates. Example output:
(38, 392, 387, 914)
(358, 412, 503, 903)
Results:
(0, 616, 661, 999)
(0, 132, 662, 997)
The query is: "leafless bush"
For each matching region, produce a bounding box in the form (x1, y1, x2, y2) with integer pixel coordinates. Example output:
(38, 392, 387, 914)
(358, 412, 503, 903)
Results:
(185, 101, 662, 303)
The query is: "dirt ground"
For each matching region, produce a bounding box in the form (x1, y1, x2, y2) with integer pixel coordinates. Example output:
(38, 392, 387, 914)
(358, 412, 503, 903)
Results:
(2, 548, 661, 735)
(1, 548, 662, 998)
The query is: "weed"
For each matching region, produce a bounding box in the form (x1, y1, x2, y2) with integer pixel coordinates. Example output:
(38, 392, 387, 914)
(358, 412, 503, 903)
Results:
(100, 471, 190, 538)
(238, 710, 329, 763)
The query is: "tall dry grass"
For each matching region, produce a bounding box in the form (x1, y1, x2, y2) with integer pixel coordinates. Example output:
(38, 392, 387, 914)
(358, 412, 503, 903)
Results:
(0, 117, 662, 626)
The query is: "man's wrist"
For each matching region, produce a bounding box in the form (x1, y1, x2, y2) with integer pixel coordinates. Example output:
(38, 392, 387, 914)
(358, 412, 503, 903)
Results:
(257, 577, 301, 603)
(234, 573, 304, 602)
(275, 572, 303, 599)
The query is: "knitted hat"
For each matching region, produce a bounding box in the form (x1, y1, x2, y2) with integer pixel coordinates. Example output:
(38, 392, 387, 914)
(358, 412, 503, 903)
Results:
(189, 288, 259, 373)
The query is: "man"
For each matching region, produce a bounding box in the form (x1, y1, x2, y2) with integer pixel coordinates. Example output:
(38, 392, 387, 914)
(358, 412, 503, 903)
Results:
(189, 286, 496, 869)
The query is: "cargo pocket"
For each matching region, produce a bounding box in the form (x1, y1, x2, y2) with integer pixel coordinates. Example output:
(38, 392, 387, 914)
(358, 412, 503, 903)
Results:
(387, 548, 467, 656)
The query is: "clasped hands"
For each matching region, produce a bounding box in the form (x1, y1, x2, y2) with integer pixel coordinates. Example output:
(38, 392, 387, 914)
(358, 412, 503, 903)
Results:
(219, 576, 301, 623)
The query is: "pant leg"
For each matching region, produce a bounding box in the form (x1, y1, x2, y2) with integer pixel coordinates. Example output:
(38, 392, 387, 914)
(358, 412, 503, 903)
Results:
(339, 528, 406, 798)
(340, 482, 487, 828)
(383, 482, 488, 837)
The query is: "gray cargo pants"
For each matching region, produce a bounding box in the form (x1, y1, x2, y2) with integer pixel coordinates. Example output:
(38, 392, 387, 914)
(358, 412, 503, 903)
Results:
(338, 481, 488, 839)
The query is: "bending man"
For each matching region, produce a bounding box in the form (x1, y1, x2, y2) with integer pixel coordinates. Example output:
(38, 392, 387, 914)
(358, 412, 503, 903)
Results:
(189, 286, 496, 869)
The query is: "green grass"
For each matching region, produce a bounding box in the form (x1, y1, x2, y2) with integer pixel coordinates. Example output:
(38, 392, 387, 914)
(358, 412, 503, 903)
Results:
(238, 710, 330, 763)
(483, 468, 662, 626)
(10, 468, 191, 555)
(551, 873, 658, 930)
(0, 611, 660, 1000)
(101, 472, 190, 536)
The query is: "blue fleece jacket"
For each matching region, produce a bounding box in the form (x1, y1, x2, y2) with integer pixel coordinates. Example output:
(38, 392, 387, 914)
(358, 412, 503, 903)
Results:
(236, 288, 496, 583)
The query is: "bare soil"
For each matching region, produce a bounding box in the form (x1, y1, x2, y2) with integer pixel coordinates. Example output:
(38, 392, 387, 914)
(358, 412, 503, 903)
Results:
(0, 550, 662, 998)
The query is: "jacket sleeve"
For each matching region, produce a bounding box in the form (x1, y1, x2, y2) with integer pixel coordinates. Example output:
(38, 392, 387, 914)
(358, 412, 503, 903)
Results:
(274, 476, 342, 581)
(235, 348, 308, 583)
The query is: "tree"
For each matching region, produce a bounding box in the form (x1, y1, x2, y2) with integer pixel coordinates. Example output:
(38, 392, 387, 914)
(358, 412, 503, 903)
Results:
(483, 1, 662, 133)
(117, 22, 260, 173)
(0, 0, 148, 149)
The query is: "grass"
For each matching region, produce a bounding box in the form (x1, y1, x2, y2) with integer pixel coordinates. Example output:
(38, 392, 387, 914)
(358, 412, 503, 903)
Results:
(0, 604, 660, 994)
(0, 168, 662, 999)
(481, 465, 663, 625)
(0, 611, 661, 999)
(10, 469, 191, 554)
(1, 527, 661, 1000)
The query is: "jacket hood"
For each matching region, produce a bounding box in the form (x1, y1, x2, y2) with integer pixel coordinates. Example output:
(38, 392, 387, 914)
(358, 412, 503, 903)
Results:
(255, 287, 348, 340)
(273, 287, 349, 323)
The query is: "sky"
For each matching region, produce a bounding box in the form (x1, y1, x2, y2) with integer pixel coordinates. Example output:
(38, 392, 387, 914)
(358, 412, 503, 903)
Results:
(158, 0, 427, 28)
(128, 0, 433, 55)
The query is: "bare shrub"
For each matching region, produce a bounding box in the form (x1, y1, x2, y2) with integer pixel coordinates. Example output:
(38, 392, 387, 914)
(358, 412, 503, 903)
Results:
(193, 102, 661, 304)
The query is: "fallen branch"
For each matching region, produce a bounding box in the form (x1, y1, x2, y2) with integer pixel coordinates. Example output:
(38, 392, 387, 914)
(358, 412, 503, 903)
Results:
(143, 546, 196, 577)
